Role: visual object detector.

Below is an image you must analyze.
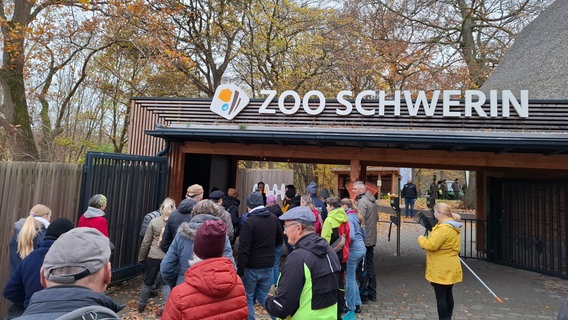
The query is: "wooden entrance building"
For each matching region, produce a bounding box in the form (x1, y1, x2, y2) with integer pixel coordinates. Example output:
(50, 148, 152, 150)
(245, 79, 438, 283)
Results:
(128, 96, 568, 278)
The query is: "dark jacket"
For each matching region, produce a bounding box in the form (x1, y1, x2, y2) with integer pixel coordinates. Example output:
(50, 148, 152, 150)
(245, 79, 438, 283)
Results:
(4, 240, 55, 309)
(9, 219, 46, 276)
(402, 182, 418, 199)
(160, 199, 197, 253)
(222, 196, 241, 227)
(237, 207, 283, 275)
(265, 233, 340, 319)
(267, 204, 284, 245)
(15, 285, 123, 320)
(266, 204, 283, 217)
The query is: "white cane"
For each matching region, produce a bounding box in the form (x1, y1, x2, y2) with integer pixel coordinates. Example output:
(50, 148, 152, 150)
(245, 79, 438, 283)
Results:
(459, 257, 504, 304)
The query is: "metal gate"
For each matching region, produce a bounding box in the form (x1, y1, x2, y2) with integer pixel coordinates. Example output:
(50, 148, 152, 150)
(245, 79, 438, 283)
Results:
(80, 152, 168, 282)
(488, 178, 568, 278)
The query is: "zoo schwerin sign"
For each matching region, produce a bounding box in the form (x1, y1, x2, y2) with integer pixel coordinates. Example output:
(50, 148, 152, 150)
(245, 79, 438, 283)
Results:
(210, 84, 529, 121)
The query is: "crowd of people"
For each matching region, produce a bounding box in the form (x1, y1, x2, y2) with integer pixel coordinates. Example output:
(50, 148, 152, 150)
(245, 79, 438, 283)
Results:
(4, 180, 466, 320)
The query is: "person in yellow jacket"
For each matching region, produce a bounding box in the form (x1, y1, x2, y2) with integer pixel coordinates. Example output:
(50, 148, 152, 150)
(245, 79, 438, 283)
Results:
(418, 203, 463, 320)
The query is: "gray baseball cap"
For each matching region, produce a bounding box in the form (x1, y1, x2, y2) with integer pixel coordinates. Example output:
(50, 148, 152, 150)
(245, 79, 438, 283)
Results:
(279, 206, 315, 225)
(43, 227, 111, 284)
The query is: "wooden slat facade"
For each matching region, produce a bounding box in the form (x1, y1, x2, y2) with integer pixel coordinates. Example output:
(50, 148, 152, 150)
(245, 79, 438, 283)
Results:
(128, 98, 568, 157)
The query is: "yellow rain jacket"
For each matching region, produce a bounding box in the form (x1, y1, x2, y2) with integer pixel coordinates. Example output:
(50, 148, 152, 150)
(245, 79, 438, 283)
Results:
(418, 218, 463, 285)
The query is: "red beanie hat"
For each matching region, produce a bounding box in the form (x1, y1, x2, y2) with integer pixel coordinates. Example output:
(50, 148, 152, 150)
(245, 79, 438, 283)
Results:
(194, 220, 226, 259)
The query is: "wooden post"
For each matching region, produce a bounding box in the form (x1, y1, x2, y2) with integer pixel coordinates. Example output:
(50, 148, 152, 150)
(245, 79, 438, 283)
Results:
(360, 165, 367, 182)
(350, 160, 360, 182)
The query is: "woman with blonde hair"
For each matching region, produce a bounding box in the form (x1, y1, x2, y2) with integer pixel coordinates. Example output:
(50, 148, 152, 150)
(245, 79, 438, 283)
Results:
(418, 203, 462, 320)
(300, 195, 323, 235)
(138, 198, 176, 315)
(9, 204, 52, 275)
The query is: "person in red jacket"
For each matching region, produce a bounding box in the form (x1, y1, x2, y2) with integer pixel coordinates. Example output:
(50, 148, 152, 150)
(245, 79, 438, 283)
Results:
(162, 220, 247, 320)
(78, 194, 109, 237)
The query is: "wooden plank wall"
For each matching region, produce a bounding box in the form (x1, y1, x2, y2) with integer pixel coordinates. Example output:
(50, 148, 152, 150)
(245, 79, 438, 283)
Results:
(235, 169, 293, 215)
(0, 162, 83, 316)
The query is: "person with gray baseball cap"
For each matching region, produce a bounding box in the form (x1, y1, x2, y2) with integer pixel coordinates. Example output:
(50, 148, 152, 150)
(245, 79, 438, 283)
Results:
(15, 228, 123, 320)
(265, 206, 340, 319)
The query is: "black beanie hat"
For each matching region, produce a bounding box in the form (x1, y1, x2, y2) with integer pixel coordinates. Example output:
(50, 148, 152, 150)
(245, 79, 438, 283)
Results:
(45, 218, 74, 240)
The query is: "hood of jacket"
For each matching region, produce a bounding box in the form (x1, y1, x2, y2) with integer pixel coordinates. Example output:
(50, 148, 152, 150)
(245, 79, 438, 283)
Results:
(357, 191, 376, 203)
(178, 198, 197, 215)
(295, 232, 330, 257)
(14, 218, 26, 233)
(327, 207, 348, 224)
(222, 196, 240, 207)
(83, 207, 105, 218)
(177, 214, 220, 240)
(185, 257, 238, 298)
(248, 206, 271, 218)
(22, 285, 123, 317)
(440, 219, 463, 233)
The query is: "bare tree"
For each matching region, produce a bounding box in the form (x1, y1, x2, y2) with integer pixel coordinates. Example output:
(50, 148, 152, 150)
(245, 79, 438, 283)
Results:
(372, 0, 551, 88)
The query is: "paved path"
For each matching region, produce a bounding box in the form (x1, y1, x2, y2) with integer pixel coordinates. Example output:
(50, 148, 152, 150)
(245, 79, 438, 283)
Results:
(108, 221, 568, 319)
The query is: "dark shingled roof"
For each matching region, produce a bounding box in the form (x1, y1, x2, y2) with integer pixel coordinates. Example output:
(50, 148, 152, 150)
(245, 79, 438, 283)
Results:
(481, 0, 568, 100)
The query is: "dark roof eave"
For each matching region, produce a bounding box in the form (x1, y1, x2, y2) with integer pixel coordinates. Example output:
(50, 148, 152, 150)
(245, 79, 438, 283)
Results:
(145, 128, 568, 155)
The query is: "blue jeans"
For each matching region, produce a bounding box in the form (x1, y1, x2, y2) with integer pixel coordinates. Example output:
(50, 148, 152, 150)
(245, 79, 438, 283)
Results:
(405, 197, 416, 217)
(346, 247, 366, 311)
(273, 244, 282, 285)
(243, 267, 273, 320)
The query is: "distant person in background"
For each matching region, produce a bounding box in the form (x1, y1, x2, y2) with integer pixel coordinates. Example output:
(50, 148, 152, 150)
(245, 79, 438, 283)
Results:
(441, 179, 448, 200)
(401, 178, 418, 219)
(452, 179, 461, 200)
(137, 198, 175, 315)
(9, 204, 52, 275)
(418, 203, 463, 320)
(4, 218, 74, 318)
(306, 181, 328, 221)
(256, 181, 267, 206)
(78, 194, 109, 237)
(162, 220, 247, 320)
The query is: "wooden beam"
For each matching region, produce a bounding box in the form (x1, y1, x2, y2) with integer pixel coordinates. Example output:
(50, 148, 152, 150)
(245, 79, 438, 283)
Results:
(179, 141, 568, 171)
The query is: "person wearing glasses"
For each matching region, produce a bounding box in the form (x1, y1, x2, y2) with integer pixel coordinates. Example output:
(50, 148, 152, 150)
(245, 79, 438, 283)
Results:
(265, 206, 340, 319)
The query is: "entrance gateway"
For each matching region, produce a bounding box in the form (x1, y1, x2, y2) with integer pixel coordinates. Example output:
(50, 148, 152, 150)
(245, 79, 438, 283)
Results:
(128, 86, 568, 278)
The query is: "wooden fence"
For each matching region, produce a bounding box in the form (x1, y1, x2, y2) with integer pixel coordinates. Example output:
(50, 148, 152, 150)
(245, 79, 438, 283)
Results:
(235, 169, 293, 214)
(0, 162, 83, 318)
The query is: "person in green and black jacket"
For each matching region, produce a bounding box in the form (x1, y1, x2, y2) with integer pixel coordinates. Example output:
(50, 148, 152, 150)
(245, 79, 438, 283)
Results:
(265, 206, 340, 320)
